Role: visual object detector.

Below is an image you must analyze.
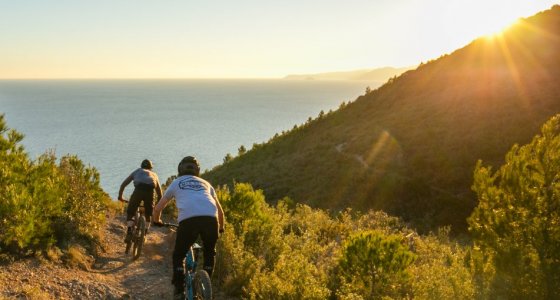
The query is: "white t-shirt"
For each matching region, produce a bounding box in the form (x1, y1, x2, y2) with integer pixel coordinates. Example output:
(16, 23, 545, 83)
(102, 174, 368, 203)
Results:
(163, 175, 218, 222)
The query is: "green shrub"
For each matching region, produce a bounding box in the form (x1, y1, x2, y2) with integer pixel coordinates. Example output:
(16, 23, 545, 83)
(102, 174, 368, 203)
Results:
(247, 251, 330, 300)
(410, 228, 474, 299)
(333, 230, 416, 299)
(0, 114, 109, 255)
(468, 114, 560, 299)
(218, 183, 269, 236)
(213, 181, 476, 299)
(56, 155, 109, 247)
(214, 225, 263, 297)
(161, 175, 178, 220)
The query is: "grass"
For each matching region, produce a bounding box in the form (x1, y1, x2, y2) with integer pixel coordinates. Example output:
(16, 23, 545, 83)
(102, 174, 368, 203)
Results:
(65, 245, 92, 271)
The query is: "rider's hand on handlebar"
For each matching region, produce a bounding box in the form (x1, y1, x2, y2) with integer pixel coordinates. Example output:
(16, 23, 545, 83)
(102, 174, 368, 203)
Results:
(152, 218, 164, 227)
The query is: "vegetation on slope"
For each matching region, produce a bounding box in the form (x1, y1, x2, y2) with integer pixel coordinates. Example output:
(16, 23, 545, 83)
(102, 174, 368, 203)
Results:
(205, 5, 560, 232)
(210, 182, 472, 299)
(206, 114, 560, 299)
(0, 114, 112, 257)
(468, 114, 560, 299)
(2, 112, 559, 299)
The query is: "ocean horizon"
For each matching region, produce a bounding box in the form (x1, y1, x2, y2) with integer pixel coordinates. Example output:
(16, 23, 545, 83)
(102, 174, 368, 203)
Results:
(0, 79, 378, 197)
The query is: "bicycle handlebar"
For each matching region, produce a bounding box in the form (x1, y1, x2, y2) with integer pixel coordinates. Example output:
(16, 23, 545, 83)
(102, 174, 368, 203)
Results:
(153, 221, 178, 228)
(153, 221, 224, 234)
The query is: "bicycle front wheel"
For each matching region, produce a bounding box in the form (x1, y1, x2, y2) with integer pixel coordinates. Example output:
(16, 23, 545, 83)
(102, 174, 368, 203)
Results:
(194, 269, 212, 300)
(132, 216, 146, 260)
(125, 236, 132, 255)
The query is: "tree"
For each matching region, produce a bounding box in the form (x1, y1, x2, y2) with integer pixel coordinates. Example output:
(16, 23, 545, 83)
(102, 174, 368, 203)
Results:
(334, 230, 416, 299)
(238, 145, 247, 156)
(0, 115, 109, 254)
(468, 114, 560, 299)
(223, 153, 233, 164)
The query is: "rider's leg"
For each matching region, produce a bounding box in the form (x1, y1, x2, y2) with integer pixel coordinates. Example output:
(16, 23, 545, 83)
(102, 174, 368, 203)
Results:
(143, 191, 154, 235)
(125, 192, 140, 242)
(145, 216, 151, 233)
(199, 217, 219, 277)
(172, 218, 198, 293)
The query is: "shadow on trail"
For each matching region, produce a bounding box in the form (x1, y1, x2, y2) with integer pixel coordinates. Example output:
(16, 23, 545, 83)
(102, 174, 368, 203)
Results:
(95, 233, 173, 273)
(121, 229, 177, 299)
(91, 252, 135, 275)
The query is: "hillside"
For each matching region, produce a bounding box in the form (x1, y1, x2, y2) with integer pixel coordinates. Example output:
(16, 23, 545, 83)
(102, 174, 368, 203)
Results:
(205, 6, 560, 232)
(284, 66, 413, 81)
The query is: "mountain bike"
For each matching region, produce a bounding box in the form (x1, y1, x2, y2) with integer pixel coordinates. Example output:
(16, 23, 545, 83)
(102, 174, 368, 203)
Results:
(155, 222, 213, 300)
(119, 199, 147, 260)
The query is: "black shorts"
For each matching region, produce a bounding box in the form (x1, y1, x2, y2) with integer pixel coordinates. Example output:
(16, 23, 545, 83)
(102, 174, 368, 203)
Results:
(173, 216, 219, 275)
(126, 183, 154, 221)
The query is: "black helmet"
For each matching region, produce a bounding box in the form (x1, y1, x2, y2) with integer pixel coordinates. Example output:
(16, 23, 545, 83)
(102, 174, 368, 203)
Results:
(141, 159, 153, 169)
(178, 156, 200, 176)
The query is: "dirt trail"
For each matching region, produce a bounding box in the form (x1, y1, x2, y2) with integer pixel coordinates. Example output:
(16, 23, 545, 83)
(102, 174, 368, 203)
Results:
(0, 215, 185, 299)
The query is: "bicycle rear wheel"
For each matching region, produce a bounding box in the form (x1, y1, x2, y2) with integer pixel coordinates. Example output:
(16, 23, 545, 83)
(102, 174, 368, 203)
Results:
(132, 216, 146, 260)
(194, 269, 212, 300)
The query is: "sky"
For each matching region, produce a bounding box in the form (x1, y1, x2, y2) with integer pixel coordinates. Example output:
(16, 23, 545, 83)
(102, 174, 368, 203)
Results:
(0, 0, 558, 79)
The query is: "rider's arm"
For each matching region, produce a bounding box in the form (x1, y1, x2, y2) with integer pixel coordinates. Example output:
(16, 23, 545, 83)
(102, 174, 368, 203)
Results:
(216, 199, 225, 233)
(118, 174, 134, 200)
(152, 194, 171, 224)
(155, 179, 163, 200)
(211, 190, 225, 232)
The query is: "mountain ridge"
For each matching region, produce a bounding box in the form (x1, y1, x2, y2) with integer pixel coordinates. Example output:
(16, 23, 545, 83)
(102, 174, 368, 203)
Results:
(284, 66, 414, 81)
(205, 5, 560, 232)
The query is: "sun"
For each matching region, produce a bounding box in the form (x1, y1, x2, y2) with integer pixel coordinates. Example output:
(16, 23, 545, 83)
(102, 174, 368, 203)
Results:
(451, 1, 538, 40)
(483, 18, 521, 39)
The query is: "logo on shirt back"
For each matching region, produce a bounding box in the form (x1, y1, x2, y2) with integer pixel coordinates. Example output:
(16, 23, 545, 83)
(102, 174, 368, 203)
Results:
(178, 178, 207, 191)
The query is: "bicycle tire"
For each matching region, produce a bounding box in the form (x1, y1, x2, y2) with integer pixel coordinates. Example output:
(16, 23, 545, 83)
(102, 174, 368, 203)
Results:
(132, 216, 146, 260)
(125, 238, 132, 254)
(194, 269, 212, 300)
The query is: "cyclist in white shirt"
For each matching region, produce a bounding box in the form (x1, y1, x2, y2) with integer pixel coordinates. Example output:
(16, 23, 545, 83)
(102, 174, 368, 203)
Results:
(153, 156, 225, 296)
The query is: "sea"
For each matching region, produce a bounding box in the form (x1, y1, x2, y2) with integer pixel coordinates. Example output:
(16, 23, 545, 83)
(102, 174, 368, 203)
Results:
(0, 79, 377, 197)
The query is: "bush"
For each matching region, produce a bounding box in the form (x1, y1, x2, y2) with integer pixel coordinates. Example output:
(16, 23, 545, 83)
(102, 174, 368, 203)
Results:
(55, 155, 109, 247)
(212, 181, 478, 299)
(0, 115, 110, 255)
(0, 151, 66, 253)
(468, 114, 560, 299)
(333, 230, 416, 299)
(409, 228, 474, 299)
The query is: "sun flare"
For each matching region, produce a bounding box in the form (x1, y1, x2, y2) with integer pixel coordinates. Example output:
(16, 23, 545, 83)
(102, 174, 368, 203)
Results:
(483, 18, 520, 39)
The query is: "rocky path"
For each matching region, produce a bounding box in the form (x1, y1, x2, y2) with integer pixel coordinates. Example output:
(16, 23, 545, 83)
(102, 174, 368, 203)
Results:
(0, 215, 183, 299)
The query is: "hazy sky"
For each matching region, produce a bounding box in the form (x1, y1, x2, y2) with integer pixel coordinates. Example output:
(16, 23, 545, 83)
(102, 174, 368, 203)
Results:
(1, 0, 558, 79)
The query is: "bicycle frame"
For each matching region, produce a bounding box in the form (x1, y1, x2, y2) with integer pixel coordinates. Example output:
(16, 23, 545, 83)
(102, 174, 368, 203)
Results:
(156, 222, 212, 300)
(185, 245, 197, 300)
(121, 199, 147, 260)
(131, 205, 146, 260)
